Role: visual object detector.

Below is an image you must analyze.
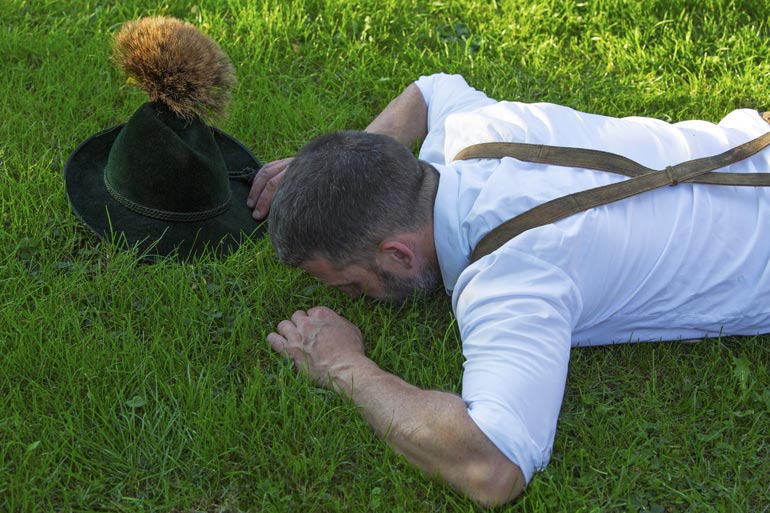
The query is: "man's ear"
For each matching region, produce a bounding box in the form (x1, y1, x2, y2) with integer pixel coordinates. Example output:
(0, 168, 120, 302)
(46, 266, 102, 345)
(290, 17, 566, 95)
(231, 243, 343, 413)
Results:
(377, 239, 416, 271)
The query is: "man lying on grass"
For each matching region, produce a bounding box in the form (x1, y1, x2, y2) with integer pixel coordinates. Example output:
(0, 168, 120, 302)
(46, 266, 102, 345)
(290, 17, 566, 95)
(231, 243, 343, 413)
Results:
(247, 73, 770, 505)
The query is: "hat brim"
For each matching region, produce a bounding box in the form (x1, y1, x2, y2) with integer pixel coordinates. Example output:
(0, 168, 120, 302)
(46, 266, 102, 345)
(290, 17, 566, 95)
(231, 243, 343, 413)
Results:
(64, 124, 265, 260)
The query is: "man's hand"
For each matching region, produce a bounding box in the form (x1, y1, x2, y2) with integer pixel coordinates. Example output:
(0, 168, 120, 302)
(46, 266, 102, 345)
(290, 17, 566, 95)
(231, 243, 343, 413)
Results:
(267, 305, 525, 505)
(247, 157, 294, 220)
(267, 306, 370, 388)
(247, 83, 428, 221)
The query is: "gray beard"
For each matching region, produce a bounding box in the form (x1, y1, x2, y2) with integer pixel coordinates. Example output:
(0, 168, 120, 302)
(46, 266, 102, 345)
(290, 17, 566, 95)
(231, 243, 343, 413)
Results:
(374, 261, 441, 304)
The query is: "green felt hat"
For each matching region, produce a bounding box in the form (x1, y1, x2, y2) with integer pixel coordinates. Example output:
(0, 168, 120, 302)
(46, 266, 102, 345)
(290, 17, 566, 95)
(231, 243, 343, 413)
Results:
(63, 16, 264, 260)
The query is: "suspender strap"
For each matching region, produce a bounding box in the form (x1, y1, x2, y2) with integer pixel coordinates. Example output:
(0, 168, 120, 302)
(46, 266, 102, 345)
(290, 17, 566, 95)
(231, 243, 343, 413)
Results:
(453, 140, 770, 186)
(454, 114, 770, 263)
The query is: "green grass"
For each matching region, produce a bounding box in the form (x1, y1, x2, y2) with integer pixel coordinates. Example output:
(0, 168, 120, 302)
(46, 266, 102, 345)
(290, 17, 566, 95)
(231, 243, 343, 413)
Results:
(2, 0, 770, 511)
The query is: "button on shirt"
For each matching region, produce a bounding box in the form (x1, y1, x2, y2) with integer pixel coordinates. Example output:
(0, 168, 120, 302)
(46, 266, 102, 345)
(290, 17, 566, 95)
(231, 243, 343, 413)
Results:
(414, 73, 770, 482)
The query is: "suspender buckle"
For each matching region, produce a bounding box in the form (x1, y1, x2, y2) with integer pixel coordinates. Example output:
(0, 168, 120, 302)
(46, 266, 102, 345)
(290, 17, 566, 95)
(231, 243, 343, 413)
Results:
(664, 166, 679, 186)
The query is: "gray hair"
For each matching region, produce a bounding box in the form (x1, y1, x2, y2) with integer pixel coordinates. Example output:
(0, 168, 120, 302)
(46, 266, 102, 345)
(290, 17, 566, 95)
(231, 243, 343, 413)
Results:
(268, 130, 437, 267)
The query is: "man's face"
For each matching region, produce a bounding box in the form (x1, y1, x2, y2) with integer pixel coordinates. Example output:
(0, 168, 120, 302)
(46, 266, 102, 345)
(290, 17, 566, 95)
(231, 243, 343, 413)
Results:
(301, 257, 440, 303)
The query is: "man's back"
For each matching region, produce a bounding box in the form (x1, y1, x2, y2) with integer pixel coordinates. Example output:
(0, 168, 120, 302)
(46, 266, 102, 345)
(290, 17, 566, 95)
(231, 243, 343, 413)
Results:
(419, 72, 770, 344)
(415, 72, 770, 481)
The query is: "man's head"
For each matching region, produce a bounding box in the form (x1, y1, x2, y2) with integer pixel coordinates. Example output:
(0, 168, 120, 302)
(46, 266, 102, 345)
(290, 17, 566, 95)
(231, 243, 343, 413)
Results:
(268, 130, 440, 301)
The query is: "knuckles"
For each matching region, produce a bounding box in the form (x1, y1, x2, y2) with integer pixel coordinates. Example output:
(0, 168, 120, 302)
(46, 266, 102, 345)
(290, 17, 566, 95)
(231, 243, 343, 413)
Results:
(307, 306, 335, 319)
(265, 177, 279, 191)
(276, 319, 295, 334)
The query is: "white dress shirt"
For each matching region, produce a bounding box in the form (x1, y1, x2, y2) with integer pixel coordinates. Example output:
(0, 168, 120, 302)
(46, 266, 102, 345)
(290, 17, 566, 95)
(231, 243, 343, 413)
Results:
(415, 73, 770, 482)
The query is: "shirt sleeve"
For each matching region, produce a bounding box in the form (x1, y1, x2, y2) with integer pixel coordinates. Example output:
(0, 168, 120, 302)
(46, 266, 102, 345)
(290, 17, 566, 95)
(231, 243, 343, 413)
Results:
(453, 245, 583, 483)
(414, 73, 497, 164)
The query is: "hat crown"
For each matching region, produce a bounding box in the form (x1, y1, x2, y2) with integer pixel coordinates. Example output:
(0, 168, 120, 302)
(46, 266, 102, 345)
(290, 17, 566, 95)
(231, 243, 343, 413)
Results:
(104, 103, 231, 221)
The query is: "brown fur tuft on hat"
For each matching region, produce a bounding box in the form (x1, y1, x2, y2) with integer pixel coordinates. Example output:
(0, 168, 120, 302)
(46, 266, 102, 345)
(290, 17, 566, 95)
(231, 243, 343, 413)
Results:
(113, 16, 237, 122)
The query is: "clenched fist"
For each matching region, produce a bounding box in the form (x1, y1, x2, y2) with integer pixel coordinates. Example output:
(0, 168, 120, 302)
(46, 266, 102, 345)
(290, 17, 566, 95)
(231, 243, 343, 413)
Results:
(268, 306, 369, 388)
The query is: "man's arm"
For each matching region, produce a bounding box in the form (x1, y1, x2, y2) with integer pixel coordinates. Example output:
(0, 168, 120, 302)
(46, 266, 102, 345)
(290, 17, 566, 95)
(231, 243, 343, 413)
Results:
(247, 83, 428, 219)
(364, 82, 427, 148)
(268, 307, 525, 506)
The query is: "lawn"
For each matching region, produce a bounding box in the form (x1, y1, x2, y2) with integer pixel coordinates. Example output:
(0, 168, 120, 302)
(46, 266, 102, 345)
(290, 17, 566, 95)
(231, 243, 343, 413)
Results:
(1, 0, 769, 511)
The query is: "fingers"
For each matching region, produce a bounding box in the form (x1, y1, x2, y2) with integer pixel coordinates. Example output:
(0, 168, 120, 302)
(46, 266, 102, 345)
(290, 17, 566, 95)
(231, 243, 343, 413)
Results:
(290, 310, 309, 325)
(267, 332, 288, 354)
(246, 157, 294, 220)
(267, 331, 311, 378)
(268, 322, 305, 363)
(268, 312, 306, 355)
(307, 305, 336, 319)
(267, 307, 361, 389)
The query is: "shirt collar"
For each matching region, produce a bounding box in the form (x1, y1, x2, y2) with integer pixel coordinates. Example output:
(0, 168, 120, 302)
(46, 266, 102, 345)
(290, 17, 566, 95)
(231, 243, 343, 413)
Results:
(431, 163, 470, 294)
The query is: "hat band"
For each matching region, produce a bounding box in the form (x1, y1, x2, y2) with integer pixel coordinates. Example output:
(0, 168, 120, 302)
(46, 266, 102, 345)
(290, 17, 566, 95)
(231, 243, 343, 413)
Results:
(104, 174, 231, 222)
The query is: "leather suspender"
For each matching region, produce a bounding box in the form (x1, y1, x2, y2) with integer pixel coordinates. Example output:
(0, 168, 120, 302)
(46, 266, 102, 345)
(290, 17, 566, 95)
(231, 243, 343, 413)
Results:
(454, 111, 770, 263)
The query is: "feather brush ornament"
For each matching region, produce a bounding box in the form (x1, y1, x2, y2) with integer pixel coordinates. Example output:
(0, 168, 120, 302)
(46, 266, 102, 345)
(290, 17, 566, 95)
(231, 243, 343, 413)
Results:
(112, 16, 237, 122)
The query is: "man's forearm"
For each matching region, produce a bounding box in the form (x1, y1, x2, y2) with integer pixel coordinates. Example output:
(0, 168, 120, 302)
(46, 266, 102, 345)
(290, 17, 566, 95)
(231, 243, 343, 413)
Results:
(331, 355, 526, 506)
(365, 83, 428, 148)
(268, 307, 525, 505)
